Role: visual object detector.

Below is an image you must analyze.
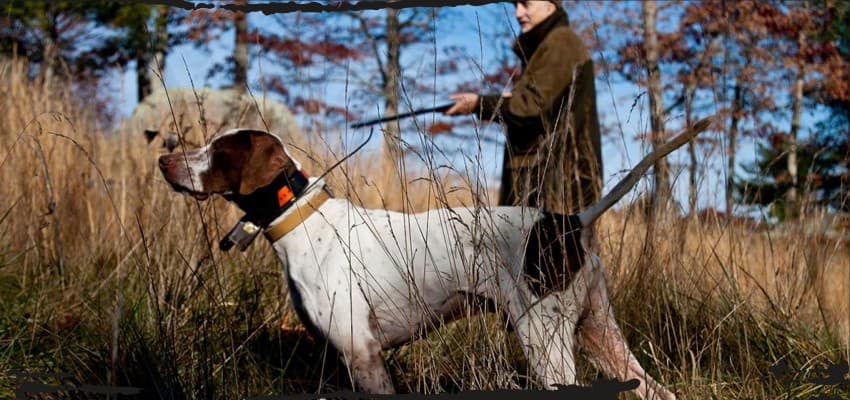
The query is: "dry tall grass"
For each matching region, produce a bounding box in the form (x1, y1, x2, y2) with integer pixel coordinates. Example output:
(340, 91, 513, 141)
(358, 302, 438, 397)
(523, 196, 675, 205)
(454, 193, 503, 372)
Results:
(1, 59, 848, 399)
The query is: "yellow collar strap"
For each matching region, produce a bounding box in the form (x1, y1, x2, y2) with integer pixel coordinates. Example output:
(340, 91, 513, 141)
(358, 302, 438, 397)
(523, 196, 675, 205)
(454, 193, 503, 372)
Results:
(264, 188, 332, 242)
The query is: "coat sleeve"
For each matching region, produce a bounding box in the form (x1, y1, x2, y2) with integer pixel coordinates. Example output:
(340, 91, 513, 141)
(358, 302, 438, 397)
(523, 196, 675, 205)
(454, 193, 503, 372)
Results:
(477, 30, 586, 137)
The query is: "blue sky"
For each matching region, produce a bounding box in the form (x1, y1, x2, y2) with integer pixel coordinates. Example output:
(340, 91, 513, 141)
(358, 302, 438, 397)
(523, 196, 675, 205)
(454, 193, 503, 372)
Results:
(111, 1, 821, 215)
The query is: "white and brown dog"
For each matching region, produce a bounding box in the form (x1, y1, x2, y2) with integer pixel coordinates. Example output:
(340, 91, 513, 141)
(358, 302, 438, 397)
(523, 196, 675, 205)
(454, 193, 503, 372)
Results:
(159, 118, 711, 398)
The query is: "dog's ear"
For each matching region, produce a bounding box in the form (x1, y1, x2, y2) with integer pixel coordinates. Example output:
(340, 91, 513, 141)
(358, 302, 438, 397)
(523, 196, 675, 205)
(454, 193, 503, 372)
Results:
(238, 132, 291, 195)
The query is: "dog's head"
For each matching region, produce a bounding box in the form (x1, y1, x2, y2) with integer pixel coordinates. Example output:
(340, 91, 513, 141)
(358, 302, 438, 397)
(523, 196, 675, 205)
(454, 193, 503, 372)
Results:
(158, 129, 301, 201)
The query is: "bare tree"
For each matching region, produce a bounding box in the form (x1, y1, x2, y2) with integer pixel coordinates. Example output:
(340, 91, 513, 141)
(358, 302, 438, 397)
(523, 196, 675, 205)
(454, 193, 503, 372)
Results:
(642, 0, 670, 210)
(233, 0, 248, 92)
(259, 6, 441, 179)
(140, 6, 170, 101)
(726, 78, 744, 215)
(381, 8, 403, 175)
(786, 29, 806, 219)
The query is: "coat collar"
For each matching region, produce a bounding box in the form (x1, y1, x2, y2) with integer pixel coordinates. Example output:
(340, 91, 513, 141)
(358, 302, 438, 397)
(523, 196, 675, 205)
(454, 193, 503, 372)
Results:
(512, 8, 569, 64)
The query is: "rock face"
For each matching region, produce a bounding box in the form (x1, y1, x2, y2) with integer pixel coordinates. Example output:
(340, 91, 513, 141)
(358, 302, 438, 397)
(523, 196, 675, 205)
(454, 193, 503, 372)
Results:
(125, 87, 306, 151)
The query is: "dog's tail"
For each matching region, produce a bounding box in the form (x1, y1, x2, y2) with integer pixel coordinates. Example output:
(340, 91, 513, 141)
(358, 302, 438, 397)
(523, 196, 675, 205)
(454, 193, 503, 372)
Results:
(577, 116, 714, 227)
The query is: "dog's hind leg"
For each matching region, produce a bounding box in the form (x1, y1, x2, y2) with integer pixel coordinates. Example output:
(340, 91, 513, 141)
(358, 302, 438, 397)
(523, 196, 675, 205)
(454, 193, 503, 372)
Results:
(576, 256, 676, 400)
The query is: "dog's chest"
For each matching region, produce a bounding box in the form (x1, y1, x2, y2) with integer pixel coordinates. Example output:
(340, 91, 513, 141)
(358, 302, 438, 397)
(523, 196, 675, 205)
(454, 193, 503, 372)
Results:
(284, 266, 326, 342)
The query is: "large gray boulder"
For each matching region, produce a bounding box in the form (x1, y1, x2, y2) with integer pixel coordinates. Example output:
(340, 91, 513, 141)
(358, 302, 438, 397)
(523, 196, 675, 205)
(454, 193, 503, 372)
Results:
(125, 87, 307, 152)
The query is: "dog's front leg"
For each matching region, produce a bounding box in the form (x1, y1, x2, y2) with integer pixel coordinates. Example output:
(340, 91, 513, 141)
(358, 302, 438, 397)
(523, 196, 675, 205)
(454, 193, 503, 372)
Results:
(290, 274, 395, 394)
(318, 293, 395, 394)
(509, 290, 583, 389)
(344, 340, 395, 394)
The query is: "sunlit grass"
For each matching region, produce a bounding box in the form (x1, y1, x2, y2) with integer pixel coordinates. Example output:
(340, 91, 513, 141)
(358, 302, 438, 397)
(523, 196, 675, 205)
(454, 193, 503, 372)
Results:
(1, 59, 848, 399)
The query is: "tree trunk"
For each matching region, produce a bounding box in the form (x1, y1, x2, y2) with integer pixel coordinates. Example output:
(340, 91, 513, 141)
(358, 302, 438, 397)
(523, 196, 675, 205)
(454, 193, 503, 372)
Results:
(140, 6, 169, 101)
(643, 0, 670, 210)
(786, 30, 805, 220)
(381, 7, 403, 180)
(685, 85, 698, 215)
(137, 52, 152, 103)
(136, 7, 169, 102)
(727, 79, 743, 216)
(685, 36, 719, 216)
(40, 13, 59, 94)
(233, 0, 249, 92)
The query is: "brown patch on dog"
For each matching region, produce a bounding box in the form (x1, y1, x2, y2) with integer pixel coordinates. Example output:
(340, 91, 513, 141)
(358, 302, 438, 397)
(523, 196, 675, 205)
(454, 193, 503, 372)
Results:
(191, 129, 298, 195)
(195, 132, 252, 193)
(523, 212, 585, 297)
(237, 131, 297, 195)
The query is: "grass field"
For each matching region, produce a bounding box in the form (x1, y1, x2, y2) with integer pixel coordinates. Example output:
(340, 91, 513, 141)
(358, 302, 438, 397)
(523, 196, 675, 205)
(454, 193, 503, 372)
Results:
(1, 60, 849, 399)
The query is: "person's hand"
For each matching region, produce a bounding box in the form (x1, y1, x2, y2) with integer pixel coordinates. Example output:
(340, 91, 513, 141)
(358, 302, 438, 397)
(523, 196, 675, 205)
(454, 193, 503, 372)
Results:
(445, 93, 479, 116)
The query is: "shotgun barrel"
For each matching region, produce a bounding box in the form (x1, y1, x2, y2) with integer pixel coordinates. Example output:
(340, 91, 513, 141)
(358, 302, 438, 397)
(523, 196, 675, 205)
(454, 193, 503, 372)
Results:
(350, 103, 454, 129)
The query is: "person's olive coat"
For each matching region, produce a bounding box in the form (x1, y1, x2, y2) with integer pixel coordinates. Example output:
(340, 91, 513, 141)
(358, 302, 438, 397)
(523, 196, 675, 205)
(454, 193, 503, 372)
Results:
(479, 8, 602, 215)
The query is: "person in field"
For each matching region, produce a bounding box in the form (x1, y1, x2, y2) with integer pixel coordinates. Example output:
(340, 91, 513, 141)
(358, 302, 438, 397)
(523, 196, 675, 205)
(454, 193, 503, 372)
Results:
(445, 0, 602, 217)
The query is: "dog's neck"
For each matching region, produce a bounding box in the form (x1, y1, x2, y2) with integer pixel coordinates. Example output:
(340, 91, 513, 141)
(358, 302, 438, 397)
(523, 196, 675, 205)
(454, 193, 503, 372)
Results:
(263, 177, 333, 242)
(224, 168, 312, 226)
